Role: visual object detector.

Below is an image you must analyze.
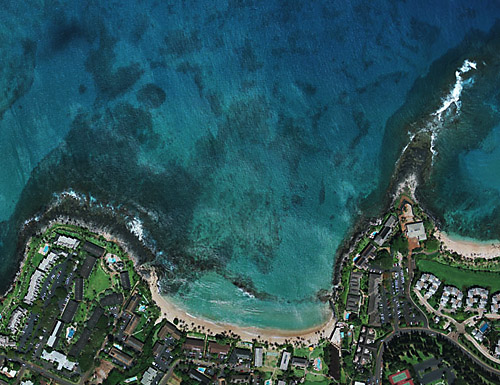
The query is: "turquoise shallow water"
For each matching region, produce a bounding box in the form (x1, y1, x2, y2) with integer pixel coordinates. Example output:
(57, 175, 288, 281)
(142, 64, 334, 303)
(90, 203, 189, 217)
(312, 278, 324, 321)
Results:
(1, 0, 500, 329)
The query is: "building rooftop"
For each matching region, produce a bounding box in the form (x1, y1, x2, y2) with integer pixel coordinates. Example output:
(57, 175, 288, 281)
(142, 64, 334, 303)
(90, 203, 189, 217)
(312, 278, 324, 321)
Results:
(406, 222, 427, 241)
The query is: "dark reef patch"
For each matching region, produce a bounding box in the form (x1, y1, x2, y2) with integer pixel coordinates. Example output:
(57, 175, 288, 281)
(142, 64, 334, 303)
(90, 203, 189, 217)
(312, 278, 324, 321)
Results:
(237, 39, 263, 72)
(48, 14, 86, 52)
(0, 38, 36, 118)
(163, 29, 202, 56)
(85, 28, 143, 99)
(136, 83, 166, 108)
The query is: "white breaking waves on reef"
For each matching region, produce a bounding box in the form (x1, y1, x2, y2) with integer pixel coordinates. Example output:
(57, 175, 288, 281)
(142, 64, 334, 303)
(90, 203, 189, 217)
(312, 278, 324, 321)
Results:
(433, 59, 477, 120)
(127, 217, 144, 241)
(399, 59, 477, 165)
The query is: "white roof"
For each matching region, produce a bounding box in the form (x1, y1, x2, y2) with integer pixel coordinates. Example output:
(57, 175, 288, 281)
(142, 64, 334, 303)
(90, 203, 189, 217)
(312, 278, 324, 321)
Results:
(406, 221, 427, 241)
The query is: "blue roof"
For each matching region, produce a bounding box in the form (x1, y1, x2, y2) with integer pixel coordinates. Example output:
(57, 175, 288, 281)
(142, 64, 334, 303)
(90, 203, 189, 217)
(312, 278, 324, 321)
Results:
(480, 323, 489, 333)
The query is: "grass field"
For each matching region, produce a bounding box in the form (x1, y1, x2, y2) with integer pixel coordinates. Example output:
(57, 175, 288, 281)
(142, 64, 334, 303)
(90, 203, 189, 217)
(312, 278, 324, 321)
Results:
(85, 263, 112, 299)
(416, 258, 500, 292)
(304, 373, 330, 385)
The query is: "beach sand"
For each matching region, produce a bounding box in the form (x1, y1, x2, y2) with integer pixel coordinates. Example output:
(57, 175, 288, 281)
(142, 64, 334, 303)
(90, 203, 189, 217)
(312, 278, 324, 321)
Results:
(435, 229, 500, 259)
(144, 267, 337, 346)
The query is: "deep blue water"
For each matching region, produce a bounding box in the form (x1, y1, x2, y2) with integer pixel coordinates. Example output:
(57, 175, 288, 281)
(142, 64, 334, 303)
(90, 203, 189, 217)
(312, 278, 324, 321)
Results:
(1, 0, 500, 329)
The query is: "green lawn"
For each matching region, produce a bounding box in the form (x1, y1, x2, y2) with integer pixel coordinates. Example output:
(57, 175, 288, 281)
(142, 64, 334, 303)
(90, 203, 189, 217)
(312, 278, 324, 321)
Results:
(304, 373, 330, 385)
(416, 258, 500, 292)
(86, 263, 112, 299)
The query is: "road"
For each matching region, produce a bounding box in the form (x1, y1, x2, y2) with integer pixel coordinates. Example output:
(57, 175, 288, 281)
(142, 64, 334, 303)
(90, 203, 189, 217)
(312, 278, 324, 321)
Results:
(0, 355, 79, 385)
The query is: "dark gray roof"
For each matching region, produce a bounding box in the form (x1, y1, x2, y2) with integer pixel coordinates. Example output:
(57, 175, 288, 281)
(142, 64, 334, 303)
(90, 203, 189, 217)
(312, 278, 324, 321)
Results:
(74, 277, 84, 301)
(80, 255, 97, 279)
(69, 328, 91, 357)
(87, 306, 105, 329)
(100, 292, 124, 307)
(291, 356, 308, 367)
(83, 240, 106, 257)
(120, 270, 131, 290)
(188, 369, 210, 384)
(61, 300, 79, 323)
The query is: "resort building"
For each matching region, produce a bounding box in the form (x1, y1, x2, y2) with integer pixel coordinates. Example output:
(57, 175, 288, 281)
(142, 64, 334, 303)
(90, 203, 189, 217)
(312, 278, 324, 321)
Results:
(291, 357, 308, 368)
(182, 338, 205, 356)
(207, 341, 231, 358)
(440, 286, 463, 311)
(125, 335, 145, 352)
(415, 273, 441, 299)
(7, 308, 27, 334)
(41, 350, 76, 371)
(47, 321, 63, 348)
(254, 347, 263, 367)
(109, 347, 134, 367)
(495, 339, 500, 357)
(83, 240, 106, 258)
(346, 271, 363, 313)
(229, 348, 252, 365)
(491, 293, 500, 314)
(374, 215, 397, 246)
(141, 367, 158, 385)
(406, 221, 427, 242)
(354, 244, 376, 268)
(54, 234, 80, 249)
(38, 252, 59, 272)
(279, 351, 291, 371)
(24, 270, 44, 305)
(466, 287, 489, 310)
(158, 321, 182, 340)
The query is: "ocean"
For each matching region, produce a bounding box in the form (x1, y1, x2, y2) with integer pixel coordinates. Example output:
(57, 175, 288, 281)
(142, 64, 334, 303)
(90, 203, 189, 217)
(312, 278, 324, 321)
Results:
(1, 0, 500, 330)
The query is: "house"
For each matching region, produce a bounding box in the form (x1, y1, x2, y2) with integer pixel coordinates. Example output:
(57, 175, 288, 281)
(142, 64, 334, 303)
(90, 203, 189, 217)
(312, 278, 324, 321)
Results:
(279, 351, 291, 371)
(406, 222, 427, 242)
(109, 347, 134, 367)
(183, 337, 205, 354)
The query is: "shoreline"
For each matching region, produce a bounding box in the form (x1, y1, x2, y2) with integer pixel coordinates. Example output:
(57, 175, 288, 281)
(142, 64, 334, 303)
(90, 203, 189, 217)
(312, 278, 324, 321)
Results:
(142, 266, 337, 345)
(435, 229, 500, 259)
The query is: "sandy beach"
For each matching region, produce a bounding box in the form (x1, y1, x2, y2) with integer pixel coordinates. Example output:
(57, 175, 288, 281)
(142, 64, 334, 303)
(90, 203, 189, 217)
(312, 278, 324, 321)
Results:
(144, 267, 337, 346)
(435, 229, 500, 259)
